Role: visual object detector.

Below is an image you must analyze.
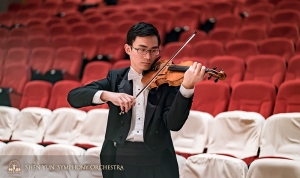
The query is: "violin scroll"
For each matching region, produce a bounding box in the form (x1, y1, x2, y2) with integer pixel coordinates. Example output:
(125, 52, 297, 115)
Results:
(205, 66, 227, 83)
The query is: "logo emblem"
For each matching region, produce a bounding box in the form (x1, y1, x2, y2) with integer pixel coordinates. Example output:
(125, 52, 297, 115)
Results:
(8, 160, 21, 174)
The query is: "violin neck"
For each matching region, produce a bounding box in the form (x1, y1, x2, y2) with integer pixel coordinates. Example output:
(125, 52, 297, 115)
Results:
(168, 65, 189, 72)
(168, 65, 210, 73)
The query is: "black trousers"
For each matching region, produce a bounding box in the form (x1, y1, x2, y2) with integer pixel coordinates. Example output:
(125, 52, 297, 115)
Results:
(112, 141, 178, 178)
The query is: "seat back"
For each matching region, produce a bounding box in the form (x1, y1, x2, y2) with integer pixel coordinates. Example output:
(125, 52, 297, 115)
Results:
(244, 54, 286, 87)
(171, 111, 213, 156)
(273, 80, 300, 114)
(228, 81, 276, 118)
(182, 154, 248, 178)
(11, 107, 52, 143)
(191, 81, 230, 116)
(259, 113, 300, 161)
(19, 81, 53, 109)
(207, 111, 265, 159)
(246, 159, 300, 178)
(43, 108, 86, 144)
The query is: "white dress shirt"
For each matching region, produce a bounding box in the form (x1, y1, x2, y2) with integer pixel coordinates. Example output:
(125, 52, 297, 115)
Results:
(92, 67, 194, 142)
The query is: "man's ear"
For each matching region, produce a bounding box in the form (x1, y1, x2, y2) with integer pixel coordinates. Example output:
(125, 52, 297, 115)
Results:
(124, 44, 131, 55)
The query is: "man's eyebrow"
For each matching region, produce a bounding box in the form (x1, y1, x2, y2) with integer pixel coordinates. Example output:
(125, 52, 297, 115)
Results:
(138, 44, 159, 49)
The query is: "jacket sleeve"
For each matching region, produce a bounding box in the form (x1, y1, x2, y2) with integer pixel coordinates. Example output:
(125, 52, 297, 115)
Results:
(67, 71, 112, 108)
(162, 86, 193, 131)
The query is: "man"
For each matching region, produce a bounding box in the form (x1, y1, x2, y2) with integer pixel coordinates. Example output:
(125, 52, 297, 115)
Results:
(67, 22, 206, 178)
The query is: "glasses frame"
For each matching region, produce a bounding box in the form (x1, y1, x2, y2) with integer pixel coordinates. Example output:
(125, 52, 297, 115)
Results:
(130, 45, 160, 56)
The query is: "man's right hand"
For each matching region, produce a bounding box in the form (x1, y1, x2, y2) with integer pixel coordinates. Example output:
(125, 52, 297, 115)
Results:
(101, 91, 136, 113)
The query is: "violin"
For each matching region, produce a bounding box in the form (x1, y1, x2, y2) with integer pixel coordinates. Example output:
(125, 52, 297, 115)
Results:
(119, 31, 227, 115)
(141, 60, 227, 90)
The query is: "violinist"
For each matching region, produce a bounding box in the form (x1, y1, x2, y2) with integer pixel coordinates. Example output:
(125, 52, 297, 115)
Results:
(67, 22, 207, 178)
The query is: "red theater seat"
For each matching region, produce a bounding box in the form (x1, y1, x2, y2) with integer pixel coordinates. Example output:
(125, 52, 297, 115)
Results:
(273, 80, 300, 114)
(4, 47, 29, 67)
(244, 55, 286, 88)
(193, 40, 224, 61)
(285, 55, 300, 81)
(258, 38, 295, 62)
(228, 81, 276, 119)
(237, 26, 267, 42)
(29, 47, 55, 75)
(225, 40, 258, 59)
(191, 81, 230, 116)
(19, 81, 53, 109)
(81, 61, 112, 85)
(74, 34, 99, 60)
(47, 80, 82, 110)
(271, 9, 300, 27)
(208, 28, 236, 44)
(209, 56, 245, 86)
(267, 23, 299, 42)
(242, 12, 271, 30)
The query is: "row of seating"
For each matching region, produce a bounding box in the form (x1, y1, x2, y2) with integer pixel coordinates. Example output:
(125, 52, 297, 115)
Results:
(0, 109, 299, 177)
(0, 142, 105, 178)
(1, 68, 299, 117)
(2, 45, 299, 85)
(1, 141, 299, 178)
(2, 20, 300, 46)
(1, 35, 299, 67)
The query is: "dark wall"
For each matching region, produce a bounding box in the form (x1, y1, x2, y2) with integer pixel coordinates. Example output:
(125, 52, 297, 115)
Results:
(0, 0, 22, 12)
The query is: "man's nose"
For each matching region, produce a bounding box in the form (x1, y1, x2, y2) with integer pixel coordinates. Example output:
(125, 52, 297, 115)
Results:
(144, 51, 151, 59)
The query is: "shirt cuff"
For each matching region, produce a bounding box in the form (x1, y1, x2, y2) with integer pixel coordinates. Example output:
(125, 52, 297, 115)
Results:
(92, 90, 106, 104)
(180, 84, 194, 98)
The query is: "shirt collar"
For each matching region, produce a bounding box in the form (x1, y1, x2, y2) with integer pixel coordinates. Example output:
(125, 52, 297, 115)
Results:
(128, 67, 143, 80)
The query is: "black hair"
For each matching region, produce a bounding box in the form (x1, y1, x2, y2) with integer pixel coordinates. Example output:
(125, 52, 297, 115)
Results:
(126, 22, 161, 46)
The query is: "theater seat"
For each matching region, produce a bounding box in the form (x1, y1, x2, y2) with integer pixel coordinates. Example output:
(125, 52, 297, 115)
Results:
(11, 107, 52, 143)
(247, 159, 300, 178)
(285, 55, 300, 81)
(209, 55, 245, 86)
(42, 108, 86, 145)
(0, 141, 44, 177)
(19, 81, 53, 109)
(47, 80, 82, 110)
(74, 108, 108, 149)
(0, 65, 31, 108)
(273, 80, 300, 114)
(260, 39, 291, 56)
(171, 110, 213, 158)
(207, 111, 265, 165)
(44, 46, 83, 84)
(244, 54, 286, 88)
(111, 60, 131, 69)
(191, 81, 230, 116)
(193, 40, 224, 61)
(182, 154, 248, 178)
(225, 40, 258, 59)
(259, 113, 300, 161)
(0, 106, 20, 142)
(228, 81, 276, 118)
(78, 147, 103, 178)
(35, 144, 86, 178)
(81, 61, 112, 85)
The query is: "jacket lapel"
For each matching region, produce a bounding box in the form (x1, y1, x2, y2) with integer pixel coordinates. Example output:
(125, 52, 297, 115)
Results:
(117, 70, 133, 120)
(144, 87, 163, 134)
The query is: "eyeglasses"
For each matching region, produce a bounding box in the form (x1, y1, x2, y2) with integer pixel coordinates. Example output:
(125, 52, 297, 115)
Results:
(130, 45, 160, 56)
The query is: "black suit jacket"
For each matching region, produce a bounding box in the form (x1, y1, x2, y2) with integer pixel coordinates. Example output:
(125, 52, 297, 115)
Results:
(67, 67, 193, 178)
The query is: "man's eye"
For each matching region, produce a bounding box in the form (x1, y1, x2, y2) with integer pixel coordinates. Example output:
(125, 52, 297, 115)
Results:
(151, 49, 158, 53)
(140, 49, 147, 52)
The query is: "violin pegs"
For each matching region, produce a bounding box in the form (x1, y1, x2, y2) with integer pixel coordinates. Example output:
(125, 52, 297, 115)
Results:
(213, 66, 217, 70)
(208, 75, 212, 80)
(214, 78, 219, 83)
